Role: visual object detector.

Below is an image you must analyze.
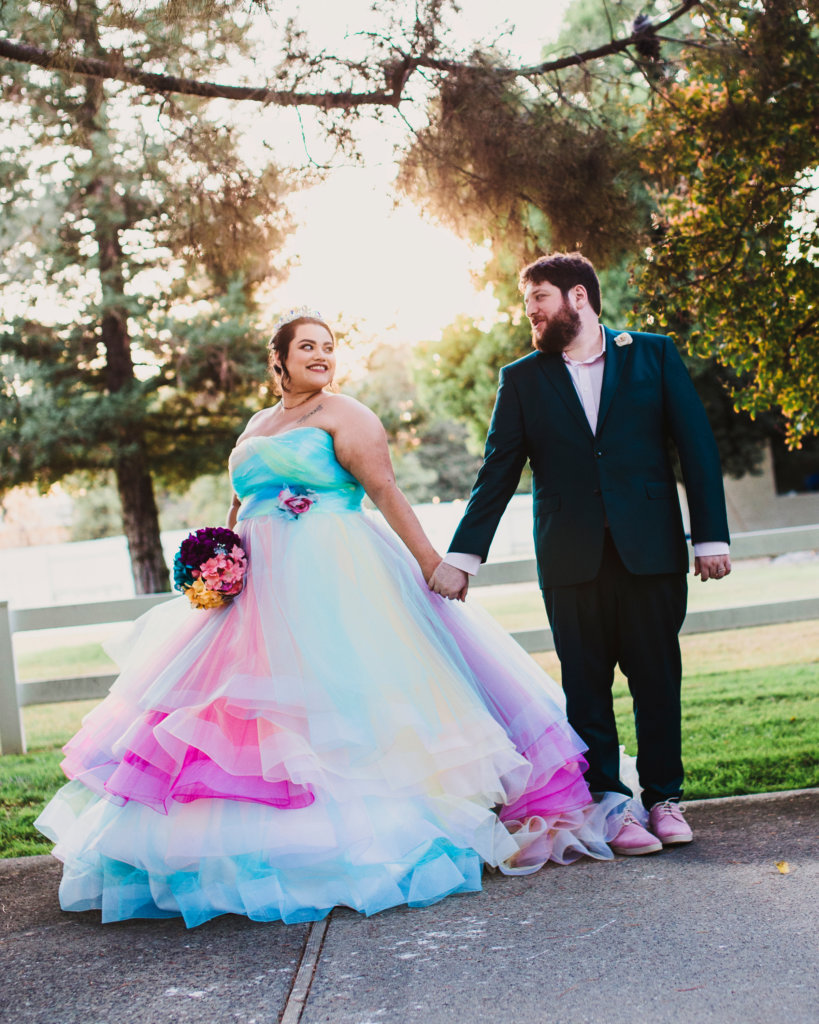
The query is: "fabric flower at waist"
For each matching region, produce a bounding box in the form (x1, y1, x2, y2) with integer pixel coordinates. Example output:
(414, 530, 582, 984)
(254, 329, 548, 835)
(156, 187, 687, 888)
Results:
(277, 486, 318, 519)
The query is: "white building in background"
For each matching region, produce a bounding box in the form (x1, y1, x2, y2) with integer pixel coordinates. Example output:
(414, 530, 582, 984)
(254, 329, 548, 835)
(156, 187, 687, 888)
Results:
(721, 445, 819, 531)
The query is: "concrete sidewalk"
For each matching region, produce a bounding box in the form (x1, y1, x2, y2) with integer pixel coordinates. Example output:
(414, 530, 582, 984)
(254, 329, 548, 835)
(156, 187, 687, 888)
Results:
(1, 789, 817, 1024)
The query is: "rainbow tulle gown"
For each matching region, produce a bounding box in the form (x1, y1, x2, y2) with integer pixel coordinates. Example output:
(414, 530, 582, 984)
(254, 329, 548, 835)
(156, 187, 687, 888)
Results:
(36, 427, 624, 927)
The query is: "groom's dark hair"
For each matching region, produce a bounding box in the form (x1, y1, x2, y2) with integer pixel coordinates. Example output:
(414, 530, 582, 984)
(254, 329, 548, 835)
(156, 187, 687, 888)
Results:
(519, 253, 602, 316)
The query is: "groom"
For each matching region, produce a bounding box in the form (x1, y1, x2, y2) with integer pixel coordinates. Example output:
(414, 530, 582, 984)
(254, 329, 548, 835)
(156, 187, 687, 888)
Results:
(430, 252, 731, 855)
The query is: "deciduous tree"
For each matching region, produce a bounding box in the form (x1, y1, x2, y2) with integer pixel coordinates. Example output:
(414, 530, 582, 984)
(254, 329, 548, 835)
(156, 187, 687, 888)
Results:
(404, 0, 819, 446)
(637, 0, 819, 445)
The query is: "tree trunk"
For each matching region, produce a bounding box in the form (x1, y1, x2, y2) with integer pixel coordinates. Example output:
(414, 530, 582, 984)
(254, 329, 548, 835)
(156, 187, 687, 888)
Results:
(100, 301, 171, 594)
(115, 451, 171, 594)
(93, 216, 171, 593)
(75, 10, 170, 593)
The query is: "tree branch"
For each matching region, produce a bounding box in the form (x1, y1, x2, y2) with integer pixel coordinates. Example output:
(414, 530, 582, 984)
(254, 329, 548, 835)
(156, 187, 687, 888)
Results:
(415, 0, 702, 77)
(0, 1, 703, 109)
(0, 37, 402, 108)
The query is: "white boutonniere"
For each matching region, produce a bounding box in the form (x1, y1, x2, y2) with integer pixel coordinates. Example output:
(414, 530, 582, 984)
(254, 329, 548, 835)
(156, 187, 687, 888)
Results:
(613, 332, 633, 347)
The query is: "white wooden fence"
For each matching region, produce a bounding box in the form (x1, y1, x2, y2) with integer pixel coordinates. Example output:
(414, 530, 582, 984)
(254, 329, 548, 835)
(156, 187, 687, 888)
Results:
(2, 524, 818, 756)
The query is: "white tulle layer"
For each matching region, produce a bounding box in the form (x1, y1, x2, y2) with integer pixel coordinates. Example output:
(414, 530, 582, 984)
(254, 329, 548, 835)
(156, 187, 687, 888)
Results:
(37, 780, 625, 926)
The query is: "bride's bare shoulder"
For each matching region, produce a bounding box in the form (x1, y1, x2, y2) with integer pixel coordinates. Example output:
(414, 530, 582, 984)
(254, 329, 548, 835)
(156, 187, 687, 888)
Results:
(322, 396, 386, 456)
(326, 394, 383, 431)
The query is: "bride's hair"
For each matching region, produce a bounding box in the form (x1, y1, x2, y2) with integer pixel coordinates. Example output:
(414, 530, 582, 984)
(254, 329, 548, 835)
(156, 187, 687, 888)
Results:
(267, 316, 335, 393)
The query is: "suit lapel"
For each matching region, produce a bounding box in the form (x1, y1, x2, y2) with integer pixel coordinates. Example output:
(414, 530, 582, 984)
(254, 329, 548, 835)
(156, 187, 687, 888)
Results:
(596, 326, 631, 436)
(535, 353, 593, 437)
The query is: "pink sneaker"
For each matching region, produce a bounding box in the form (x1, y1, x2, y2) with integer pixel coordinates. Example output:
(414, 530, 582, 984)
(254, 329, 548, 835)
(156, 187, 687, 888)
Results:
(649, 800, 693, 845)
(610, 810, 663, 856)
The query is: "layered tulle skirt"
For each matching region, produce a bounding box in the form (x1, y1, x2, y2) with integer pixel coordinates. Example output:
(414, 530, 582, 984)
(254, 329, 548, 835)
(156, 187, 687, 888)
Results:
(37, 505, 623, 926)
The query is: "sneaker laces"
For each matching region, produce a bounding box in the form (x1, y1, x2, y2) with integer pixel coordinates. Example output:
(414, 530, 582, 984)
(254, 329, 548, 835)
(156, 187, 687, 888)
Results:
(653, 799, 685, 821)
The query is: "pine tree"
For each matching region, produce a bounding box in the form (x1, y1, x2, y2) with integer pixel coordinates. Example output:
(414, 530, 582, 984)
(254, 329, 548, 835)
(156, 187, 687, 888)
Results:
(0, 1, 291, 591)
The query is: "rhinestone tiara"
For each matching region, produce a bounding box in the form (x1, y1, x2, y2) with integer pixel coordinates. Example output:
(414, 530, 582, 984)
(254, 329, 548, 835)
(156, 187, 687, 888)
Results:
(269, 305, 325, 338)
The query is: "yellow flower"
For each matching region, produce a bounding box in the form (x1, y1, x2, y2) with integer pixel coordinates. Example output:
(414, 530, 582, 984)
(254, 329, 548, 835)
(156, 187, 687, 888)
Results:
(186, 578, 225, 610)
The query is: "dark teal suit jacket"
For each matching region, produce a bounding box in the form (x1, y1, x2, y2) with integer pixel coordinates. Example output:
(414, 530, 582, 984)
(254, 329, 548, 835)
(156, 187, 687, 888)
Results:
(450, 326, 730, 589)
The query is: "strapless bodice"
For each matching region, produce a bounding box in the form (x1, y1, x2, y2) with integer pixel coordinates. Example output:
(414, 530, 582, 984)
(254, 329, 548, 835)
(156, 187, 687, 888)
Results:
(229, 427, 365, 521)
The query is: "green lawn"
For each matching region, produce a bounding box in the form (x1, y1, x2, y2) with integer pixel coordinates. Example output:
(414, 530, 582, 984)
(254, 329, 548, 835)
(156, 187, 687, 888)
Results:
(540, 619, 819, 799)
(3, 594, 818, 858)
(673, 663, 818, 798)
(15, 642, 117, 683)
(0, 750, 69, 857)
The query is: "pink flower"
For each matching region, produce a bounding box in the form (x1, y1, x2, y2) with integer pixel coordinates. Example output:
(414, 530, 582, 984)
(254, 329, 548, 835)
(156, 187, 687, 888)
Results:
(200, 554, 228, 582)
(229, 544, 247, 566)
(199, 547, 247, 594)
(277, 487, 318, 518)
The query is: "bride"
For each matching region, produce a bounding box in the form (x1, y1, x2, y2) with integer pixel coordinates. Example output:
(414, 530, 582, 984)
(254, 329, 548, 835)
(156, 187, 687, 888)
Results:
(36, 309, 625, 927)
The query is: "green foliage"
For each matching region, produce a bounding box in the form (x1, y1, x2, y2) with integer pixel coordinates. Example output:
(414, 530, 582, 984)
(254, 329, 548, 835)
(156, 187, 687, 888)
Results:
(158, 472, 234, 531)
(68, 474, 123, 541)
(416, 313, 530, 451)
(398, 61, 645, 268)
(344, 343, 483, 502)
(403, 0, 818, 448)
(400, 418, 482, 503)
(636, 1, 819, 444)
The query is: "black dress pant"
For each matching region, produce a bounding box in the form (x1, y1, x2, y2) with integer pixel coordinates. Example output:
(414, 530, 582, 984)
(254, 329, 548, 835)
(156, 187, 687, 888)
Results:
(542, 530, 688, 810)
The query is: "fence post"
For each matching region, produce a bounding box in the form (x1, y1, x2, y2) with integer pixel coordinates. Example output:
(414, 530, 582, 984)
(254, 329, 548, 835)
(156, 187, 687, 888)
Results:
(0, 601, 25, 755)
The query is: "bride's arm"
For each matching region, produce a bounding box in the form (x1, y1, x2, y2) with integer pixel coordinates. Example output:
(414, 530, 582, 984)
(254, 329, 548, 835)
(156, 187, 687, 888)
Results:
(226, 493, 241, 530)
(333, 404, 443, 586)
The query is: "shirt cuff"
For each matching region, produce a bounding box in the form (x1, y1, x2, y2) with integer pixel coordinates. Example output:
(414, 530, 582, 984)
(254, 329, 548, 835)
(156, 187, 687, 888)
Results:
(692, 541, 730, 557)
(444, 552, 482, 576)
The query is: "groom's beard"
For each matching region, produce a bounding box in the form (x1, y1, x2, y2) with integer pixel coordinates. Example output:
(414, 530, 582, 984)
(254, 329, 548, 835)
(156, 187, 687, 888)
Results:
(532, 300, 582, 354)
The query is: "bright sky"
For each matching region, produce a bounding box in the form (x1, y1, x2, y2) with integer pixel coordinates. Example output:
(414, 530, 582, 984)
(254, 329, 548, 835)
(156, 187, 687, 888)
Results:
(1, 0, 573, 343)
(258, 0, 574, 344)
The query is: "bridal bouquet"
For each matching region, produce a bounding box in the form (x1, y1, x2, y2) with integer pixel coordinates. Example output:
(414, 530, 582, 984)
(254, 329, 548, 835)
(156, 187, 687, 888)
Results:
(173, 527, 248, 610)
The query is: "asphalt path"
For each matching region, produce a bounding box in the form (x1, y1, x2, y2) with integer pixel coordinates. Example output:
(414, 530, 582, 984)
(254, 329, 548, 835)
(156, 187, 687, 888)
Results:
(2, 789, 817, 1024)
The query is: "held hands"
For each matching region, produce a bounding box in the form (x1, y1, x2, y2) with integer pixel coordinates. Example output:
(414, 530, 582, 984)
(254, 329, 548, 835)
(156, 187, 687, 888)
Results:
(694, 554, 732, 582)
(428, 561, 469, 602)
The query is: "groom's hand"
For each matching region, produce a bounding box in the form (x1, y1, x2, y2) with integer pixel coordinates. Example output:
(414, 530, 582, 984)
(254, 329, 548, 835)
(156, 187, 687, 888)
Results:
(694, 554, 732, 581)
(428, 561, 469, 602)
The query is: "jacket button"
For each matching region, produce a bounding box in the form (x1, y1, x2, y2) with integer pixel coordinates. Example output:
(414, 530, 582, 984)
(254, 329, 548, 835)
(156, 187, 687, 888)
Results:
(595, 450, 603, 458)
(593, 488, 601, 496)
